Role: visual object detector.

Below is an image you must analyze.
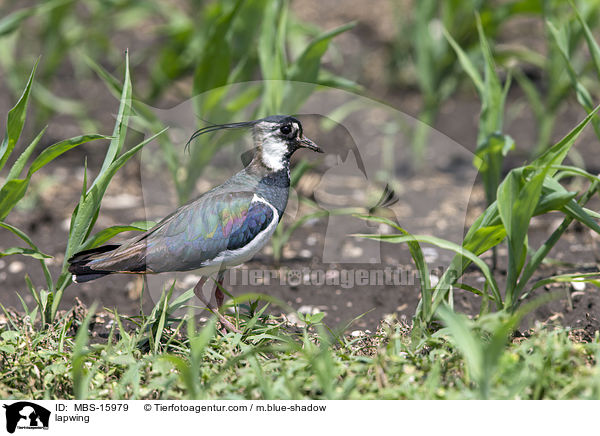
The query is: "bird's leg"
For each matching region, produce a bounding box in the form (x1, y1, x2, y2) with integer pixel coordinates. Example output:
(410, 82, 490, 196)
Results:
(214, 270, 240, 334)
(214, 271, 225, 308)
(193, 275, 239, 334)
(193, 276, 213, 309)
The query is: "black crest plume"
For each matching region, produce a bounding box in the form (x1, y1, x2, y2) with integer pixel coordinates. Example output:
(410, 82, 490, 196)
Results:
(185, 120, 257, 153)
(369, 184, 399, 214)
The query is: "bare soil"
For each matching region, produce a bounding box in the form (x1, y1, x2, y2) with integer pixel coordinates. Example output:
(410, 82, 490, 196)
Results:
(1, 0, 600, 334)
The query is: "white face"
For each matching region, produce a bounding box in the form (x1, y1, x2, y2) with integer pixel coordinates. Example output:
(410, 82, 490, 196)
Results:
(256, 120, 300, 171)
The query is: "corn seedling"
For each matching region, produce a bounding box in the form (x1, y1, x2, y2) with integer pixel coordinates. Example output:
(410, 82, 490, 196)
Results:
(444, 14, 513, 207)
(0, 55, 167, 324)
(355, 105, 600, 330)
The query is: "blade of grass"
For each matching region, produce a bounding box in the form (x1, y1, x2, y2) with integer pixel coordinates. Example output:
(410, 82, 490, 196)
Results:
(354, 214, 432, 319)
(5, 126, 46, 180)
(0, 59, 38, 172)
(72, 303, 97, 400)
(355, 232, 502, 307)
(0, 221, 53, 290)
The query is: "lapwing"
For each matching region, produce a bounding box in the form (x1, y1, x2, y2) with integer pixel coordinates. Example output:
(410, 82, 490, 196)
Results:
(68, 115, 322, 331)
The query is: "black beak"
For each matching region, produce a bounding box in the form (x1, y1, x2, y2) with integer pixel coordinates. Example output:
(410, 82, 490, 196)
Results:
(298, 136, 323, 153)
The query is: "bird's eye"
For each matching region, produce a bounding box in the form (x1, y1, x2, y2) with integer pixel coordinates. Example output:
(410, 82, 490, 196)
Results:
(280, 124, 292, 135)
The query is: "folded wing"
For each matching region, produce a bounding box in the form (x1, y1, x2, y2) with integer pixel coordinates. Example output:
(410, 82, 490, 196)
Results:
(68, 191, 275, 280)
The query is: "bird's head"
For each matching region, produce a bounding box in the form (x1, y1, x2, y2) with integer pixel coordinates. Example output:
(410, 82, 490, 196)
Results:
(252, 115, 322, 171)
(187, 115, 322, 171)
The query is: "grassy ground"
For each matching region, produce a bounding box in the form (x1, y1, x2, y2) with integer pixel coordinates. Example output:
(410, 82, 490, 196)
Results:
(2, 298, 600, 400)
(3, 0, 600, 401)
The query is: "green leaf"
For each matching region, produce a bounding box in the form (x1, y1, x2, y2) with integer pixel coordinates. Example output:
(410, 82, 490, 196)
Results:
(562, 198, 600, 235)
(547, 20, 599, 138)
(0, 179, 29, 220)
(474, 134, 514, 203)
(553, 164, 600, 184)
(153, 285, 173, 354)
(83, 55, 123, 98)
(0, 7, 35, 37)
(0, 59, 38, 173)
(477, 13, 507, 137)
(414, 0, 438, 99)
(442, 25, 484, 93)
(80, 223, 153, 251)
(463, 224, 506, 257)
(189, 317, 217, 384)
(437, 305, 483, 382)
(0, 221, 42, 252)
(0, 344, 16, 354)
(308, 312, 325, 324)
(474, 133, 514, 166)
(437, 305, 529, 399)
(1, 331, 19, 341)
(497, 168, 547, 292)
(6, 127, 46, 181)
(63, 128, 167, 265)
(85, 56, 180, 198)
(316, 72, 362, 93)
(541, 175, 600, 234)
(0, 221, 54, 290)
(0, 247, 52, 259)
(573, 1, 600, 79)
(0, 134, 107, 220)
(72, 303, 97, 400)
(533, 103, 600, 170)
(193, 0, 243, 101)
(355, 232, 501, 306)
(167, 288, 196, 314)
(97, 53, 132, 179)
(258, 0, 287, 113)
(527, 272, 600, 297)
(28, 134, 109, 175)
(354, 214, 432, 316)
(287, 22, 355, 83)
(513, 70, 544, 119)
(0, 0, 70, 36)
(535, 189, 577, 216)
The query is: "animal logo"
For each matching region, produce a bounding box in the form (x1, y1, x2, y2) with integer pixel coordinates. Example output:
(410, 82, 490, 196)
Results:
(3, 402, 50, 433)
(286, 270, 302, 287)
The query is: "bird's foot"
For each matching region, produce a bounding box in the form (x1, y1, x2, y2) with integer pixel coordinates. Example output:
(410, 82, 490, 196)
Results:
(194, 275, 240, 333)
(215, 312, 241, 334)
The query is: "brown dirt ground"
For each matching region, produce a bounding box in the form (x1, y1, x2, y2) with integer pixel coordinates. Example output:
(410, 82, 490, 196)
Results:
(1, 0, 600, 334)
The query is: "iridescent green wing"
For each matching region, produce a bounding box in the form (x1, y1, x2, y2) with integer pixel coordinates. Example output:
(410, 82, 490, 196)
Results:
(138, 191, 274, 271)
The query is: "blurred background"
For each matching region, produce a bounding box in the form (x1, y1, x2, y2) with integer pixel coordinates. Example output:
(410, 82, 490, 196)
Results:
(2, 0, 600, 330)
